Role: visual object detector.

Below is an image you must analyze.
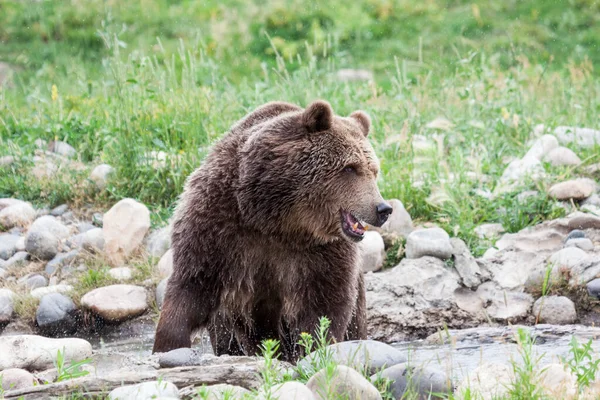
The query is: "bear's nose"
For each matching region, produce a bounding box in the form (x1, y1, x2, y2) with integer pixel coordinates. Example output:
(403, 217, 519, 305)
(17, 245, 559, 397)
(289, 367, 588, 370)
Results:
(376, 202, 393, 226)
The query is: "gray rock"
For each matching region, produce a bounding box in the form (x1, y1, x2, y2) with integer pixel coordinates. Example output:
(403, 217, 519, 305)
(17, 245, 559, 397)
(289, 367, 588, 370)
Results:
(15, 236, 25, 252)
(569, 258, 600, 286)
(456, 362, 514, 400)
(20, 274, 48, 290)
(156, 278, 168, 310)
(549, 247, 589, 270)
(90, 164, 115, 190)
(587, 278, 600, 298)
(565, 238, 594, 251)
(77, 222, 96, 233)
(146, 226, 171, 258)
(374, 363, 450, 399)
(0, 368, 36, 391)
(298, 340, 406, 376)
(267, 382, 314, 400)
(159, 348, 198, 368)
(525, 134, 559, 161)
(158, 249, 173, 278)
(566, 229, 586, 240)
(36, 293, 78, 335)
(479, 283, 533, 321)
(532, 296, 577, 325)
(307, 365, 381, 400)
(549, 178, 596, 201)
(108, 267, 132, 281)
(0, 335, 92, 371)
(80, 284, 148, 322)
(51, 141, 77, 158)
(568, 214, 600, 230)
(380, 199, 413, 237)
(71, 227, 105, 252)
(25, 231, 59, 260)
(45, 250, 80, 275)
(108, 380, 180, 400)
(405, 228, 453, 260)
(0, 288, 15, 323)
(450, 238, 487, 288)
(358, 231, 385, 272)
(543, 146, 582, 166)
(0, 200, 36, 229)
(31, 284, 73, 299)
(4, 251, 30, 269)
(50, 204, 68, 217)
(554, 126, 600, 148)
(0, 234, 20, 260)
(0, 267, 6, 279)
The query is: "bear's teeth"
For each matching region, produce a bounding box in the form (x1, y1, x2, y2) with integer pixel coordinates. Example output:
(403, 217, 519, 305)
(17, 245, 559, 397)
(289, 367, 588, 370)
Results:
(352, 222, 359, 231)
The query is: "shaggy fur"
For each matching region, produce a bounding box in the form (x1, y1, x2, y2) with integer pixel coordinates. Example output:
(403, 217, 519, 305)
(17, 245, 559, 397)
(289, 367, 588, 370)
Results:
(153, 100, 391, 361)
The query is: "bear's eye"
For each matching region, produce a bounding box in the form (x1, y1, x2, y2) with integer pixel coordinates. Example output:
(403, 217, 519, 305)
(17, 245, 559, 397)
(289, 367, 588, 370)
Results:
(342, 165, 357, 174)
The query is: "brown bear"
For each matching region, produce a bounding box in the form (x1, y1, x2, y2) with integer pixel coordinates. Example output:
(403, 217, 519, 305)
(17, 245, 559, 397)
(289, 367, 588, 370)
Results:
(153, 100, 392, 362)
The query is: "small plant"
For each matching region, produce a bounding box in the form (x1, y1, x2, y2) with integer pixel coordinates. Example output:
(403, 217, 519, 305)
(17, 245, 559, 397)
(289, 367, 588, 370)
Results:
(54, 348, 92, 382)
(561, 336, 600, 392)
(257, 339, 284, 400)
(295, 317, 335, 381)
(508, 328, 545, 400)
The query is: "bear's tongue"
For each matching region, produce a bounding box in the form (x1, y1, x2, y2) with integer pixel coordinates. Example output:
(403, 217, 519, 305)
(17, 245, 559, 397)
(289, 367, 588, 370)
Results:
(343, 211, 365, 235)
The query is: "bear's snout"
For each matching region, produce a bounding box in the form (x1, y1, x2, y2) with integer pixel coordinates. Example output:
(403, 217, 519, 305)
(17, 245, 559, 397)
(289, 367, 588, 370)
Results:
(375, 202, 393, 226)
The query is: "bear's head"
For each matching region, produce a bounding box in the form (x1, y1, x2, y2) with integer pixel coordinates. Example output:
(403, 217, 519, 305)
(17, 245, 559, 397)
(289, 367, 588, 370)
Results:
(237, 100, 392, 245)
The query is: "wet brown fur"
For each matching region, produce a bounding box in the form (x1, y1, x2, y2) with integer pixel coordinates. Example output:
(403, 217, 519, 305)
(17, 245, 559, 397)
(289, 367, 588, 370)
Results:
(153, 100, 387, 361)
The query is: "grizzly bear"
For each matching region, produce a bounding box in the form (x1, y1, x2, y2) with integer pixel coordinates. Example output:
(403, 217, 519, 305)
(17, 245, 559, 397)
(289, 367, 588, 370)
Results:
(153, 100, 392, 362)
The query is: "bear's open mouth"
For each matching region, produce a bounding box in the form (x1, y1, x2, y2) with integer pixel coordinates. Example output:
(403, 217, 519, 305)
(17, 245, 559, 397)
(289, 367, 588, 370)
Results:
(340, 210, 366, 241)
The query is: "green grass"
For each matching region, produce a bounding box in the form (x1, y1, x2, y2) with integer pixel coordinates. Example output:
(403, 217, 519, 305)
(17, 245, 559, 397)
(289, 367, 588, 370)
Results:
(1, 0, 600, 254)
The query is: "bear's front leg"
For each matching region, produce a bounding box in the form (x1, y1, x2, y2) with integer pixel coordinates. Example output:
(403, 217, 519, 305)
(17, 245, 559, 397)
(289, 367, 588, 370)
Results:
(153, 279, 217, 353)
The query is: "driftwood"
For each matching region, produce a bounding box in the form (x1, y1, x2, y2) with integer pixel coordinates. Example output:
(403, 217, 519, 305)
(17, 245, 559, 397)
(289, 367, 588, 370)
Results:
(4, 362, 266, 399)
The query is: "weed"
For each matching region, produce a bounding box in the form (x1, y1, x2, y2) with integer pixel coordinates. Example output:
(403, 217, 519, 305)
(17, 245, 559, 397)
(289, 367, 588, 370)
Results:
(53, 347, 92, 382)
(508, 328, 545, 400)
(561, 336, 600, 392)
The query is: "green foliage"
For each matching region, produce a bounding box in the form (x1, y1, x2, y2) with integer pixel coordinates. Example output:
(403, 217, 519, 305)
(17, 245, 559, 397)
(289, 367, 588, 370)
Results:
(508, 328, 545, 400)
(53, 347, 92, 383)
(561, 337, 600, 392)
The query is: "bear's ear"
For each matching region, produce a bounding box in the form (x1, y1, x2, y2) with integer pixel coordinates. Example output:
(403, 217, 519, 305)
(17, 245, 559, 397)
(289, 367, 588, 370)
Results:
(349, 111, 371, 137)
(302, 100, 333, 133)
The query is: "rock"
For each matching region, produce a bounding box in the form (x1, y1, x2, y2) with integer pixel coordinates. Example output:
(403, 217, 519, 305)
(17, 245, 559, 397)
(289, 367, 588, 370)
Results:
(544, 146, 582, 166)
(36, 293, 78, 335)
(568, 214, 600, 230)
(450, 238, 487, 288)
(456, 362, 513, 400)
(0, 234, 20, 260)
(0, 201, 36, 229)
(268, 382, 314, 400)
(77, 222, 96, 234)
(50, 204, 68, 216)
(51, 141, 77, 158)
(158, 249, 174, 278)
(0, 288, 15, 323)
(549, 247, 589, 271)
(108, 380, 179, 400)
(380, 199, 413, 237)
(109, 267, 133, 281)
(25, 216, 70, 261)
(375, 363, 450, 399)
(19, 274, 47, 290)
(80, 284, 148, 322)
(554, 126, 600, 147)
(454, 287, 484, 315)
(587, 278, 600, 298)
(532, 296, 577, 324)
(567, 229, 586, 240)
(0, 335, 92, 371)
(4, 251, 29, 269)
(103, 199, 151, 265)
(549, 178, 596, 200)
(14, 236, 25, 252)
(477, 283, 533, 321)
(426, 117, 454, 131)
(538, 363, 578, 399)
(0, 368, 36, 391)
(199, 383, 251, 399)
(146, 226, 171, 258)
(298, 340, 406, 376)
(31, 158, 58, 179)
(156, 278, 168, 309)
(307, 365, 381, 400)
(486, 250, 547, 290)
(358, 231, 385, 272)
(366, 257, 469, 342)
(474, 223, 505, 240)
(0, 267, 6, 278)
(0, 155, 15, 167)
(158, 348, 198, 368)
(337, 69, 374, 82)
(71, 227, 105, 252)
(45, 250, 79, 275)
(405, 228, 452, 260)
(30, 284, 73, 299)
(565, 238, 594, 251)
(498, 156, 544, 187)
(90, 164, 115, 190)
(495, 228, 565, 253)
(569, 258, 600, 286)
(525, 134, 559, 161)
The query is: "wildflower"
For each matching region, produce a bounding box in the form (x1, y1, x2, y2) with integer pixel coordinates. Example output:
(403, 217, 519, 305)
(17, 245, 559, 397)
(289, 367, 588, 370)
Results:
(51, 84, 58, 102)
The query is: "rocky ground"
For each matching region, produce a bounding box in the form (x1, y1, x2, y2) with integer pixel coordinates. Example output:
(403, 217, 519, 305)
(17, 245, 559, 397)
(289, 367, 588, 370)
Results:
(1, 129, 600, 399)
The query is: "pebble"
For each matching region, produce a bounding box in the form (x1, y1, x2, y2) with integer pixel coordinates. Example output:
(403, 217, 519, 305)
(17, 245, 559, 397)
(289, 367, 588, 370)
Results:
(15, 236, 25, 252)
(156, 278, 168, 310)
(548, 178, 596, 201)
(146, 226, 172, 258)
(0, 155, 15, 167)
(0, 288, 15, 323)
(587, 278, 600, 298)
(77, 222, 96, 233)
(45, 250, 80, 275)
(103, 199, 151, 265)
(299, 340, 406, 376)
(108, 380, 180, 400)
(474, 223, 505, 240)
(456, 362, 513, 400)
(30, 284, 73, 299)
(565, 238, 594, 251)
(566, 229, 586, 240)
(532, 296, 577, 324)
(71, 227, 105, 252)
(543, 146, 582, 166)
(405, 228, 453, 260)
(0, 335, 92, 371)
(0, 368, 36, 391)
(25, 216, 70, 261)
(50, 204, 69, 216)
(549, 247, 589, 270)
(538, 363, 578, 399)
(358, 231, 385, 272)
(450, 238, 487, 288)
(90, 164, 115, 190)
(554, 126, 600, 147)
(525, 134, 559, 160)
(80, 284, 148, 322)
(568, 214, 600, 230)
(158, 249, 173, 278)
(0, 234, 20, 260)
(3, 251, 29, 269)
(51, 141, 77, 158)
(36, 293, 78, 335)
(0, 200, 36, 229)
(306, 365, 382, 400)
(380, 199, 413, 237)
(269, 382, 314, 400)
(375, 363, 450, 399)
(19, 274, 48, 290)
(108, 267, 133, 281)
